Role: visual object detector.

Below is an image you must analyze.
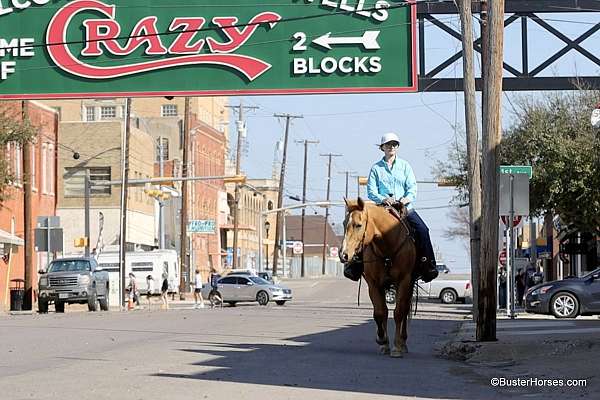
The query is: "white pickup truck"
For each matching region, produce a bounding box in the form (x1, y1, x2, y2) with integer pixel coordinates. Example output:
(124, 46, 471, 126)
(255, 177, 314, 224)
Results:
(385, 271, 472, 305)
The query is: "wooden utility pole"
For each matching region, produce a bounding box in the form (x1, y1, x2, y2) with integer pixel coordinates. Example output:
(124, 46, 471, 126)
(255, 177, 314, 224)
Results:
(226, 101, 258, 269)
(295, 139, 319, 278)
(272, 113, 302, 276)
(179, 97, 190, 297)
(457, 0, 482, 322)
(119, 98, 132, 309)
(22, 101, 33, 310)
(320, 153, 342, 275)
(478, 0, 505, 342)
(339, 170, 357, 199)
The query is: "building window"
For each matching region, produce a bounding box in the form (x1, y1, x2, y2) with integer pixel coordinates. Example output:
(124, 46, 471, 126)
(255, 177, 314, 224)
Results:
(100, 106, 117, 120)
(85, 106, 96, 122)
(31, 144, 37, 191)
(14, 143, 22, 186)
(41, 143, 47, 193)
(161, 104, 178, 117)
(155, 137, 169, 163)
(89, 167, 111, 195)
(47, 144, 54, 195)
(64, 167, 111, 197)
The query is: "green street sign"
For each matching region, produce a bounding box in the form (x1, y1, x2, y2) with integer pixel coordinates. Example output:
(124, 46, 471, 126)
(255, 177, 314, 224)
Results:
(499, 165, 533, 179)
(0, 0, 416, 99)
(188, 220, 215, 234)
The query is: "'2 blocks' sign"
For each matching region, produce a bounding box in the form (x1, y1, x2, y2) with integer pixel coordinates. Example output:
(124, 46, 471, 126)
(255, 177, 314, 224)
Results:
(0, 0, 416, 99)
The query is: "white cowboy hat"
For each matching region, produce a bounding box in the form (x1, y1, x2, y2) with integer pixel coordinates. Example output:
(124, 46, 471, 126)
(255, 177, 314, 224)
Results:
(379, 132, 400, 147)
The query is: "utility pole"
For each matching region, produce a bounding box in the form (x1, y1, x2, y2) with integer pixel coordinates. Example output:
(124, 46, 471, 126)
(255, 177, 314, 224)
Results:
(179, 97, 191, 298)
(225, 101, 258, 269)
(457, 0, 482, 322)
(22, 101, 33, 310)
(272, 113, 302, 276)
(84, 168, 90, 257)
(339, 170, 357, 199)
(158, 136, 165, 249)
(119, 98, 132, 309)
(295, 139, 319, 278)
(320, 153, 342, 275)
(478, 0, 504, 342)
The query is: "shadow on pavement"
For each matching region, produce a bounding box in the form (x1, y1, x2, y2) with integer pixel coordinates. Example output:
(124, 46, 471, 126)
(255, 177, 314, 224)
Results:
(154, 318, 494, 399)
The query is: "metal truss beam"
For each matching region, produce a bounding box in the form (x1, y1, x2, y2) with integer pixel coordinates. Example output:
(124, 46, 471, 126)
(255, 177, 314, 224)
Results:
(417, 0, 600, 91)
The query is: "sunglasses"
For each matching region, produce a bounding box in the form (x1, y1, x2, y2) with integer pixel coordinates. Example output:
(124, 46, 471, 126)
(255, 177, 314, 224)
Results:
(382, 142, 399, 148)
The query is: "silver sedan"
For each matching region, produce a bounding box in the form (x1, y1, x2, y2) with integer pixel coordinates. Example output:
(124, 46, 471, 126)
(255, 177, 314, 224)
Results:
(202, 275, 292, 306)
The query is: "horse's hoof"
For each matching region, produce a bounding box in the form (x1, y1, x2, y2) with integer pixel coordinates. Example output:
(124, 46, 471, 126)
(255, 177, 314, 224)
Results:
(390, 345, 408, 358)
(390, 350, 404, 358)
(379, 345, 390, 355)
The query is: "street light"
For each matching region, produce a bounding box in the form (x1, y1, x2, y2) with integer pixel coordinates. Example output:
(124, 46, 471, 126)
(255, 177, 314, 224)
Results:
(264, 221, 271, 271)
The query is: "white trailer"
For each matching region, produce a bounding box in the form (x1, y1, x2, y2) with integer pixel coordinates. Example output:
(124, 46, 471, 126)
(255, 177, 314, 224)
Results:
(96, 250, 180, 307)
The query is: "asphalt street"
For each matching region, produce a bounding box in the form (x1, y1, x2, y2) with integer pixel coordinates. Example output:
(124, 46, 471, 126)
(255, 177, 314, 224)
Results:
(0, 277, 587, 400)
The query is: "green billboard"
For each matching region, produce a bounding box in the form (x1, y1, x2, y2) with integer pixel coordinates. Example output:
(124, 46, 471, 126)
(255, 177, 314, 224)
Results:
(0, 0, 416, 99)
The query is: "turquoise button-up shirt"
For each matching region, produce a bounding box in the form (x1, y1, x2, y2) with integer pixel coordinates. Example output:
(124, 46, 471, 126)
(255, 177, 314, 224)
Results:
(367, 157, 417, 209)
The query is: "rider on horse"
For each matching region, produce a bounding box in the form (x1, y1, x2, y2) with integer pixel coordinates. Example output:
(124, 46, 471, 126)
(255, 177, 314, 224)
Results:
(366, 132, 439, 283)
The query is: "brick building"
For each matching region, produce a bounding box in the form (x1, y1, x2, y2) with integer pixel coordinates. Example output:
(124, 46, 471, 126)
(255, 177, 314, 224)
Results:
(0, 101, 58, 311)
(56, 121, 156, 255)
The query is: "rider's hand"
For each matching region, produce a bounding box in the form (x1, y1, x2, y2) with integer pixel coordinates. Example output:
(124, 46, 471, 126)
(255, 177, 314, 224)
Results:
(399, 197, 410, 206)
(382, 197, 395, 206)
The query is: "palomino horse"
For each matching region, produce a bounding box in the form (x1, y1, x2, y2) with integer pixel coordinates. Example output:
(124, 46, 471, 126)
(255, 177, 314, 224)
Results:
(340, 197, 417, 357)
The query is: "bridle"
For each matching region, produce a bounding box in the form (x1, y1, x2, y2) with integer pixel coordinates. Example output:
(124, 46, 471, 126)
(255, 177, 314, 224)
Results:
(348, 206, 413, 265)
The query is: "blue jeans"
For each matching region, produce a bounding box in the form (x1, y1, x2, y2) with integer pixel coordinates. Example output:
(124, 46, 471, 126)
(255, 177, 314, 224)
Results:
(406, 210, 436, 265)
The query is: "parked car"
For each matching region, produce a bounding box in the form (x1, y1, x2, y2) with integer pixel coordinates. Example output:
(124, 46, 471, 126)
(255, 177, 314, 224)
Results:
(385, 274, 472, 305)
(202, 275, 291, 306)
(38, 257, 109, 313)
(525, 267, 600, 318)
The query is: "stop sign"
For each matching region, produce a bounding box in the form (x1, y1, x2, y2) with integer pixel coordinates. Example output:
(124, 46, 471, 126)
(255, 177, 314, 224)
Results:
(499, 249, 507, 266)
(292, 241, 303, 255)
(330, 246, 339, 258)
(501, 215, 522, 227)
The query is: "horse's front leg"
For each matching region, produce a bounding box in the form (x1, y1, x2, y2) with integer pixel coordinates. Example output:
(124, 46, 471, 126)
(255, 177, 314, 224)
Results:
(391, 275, 412, 357)
(367, 283, 389, 355)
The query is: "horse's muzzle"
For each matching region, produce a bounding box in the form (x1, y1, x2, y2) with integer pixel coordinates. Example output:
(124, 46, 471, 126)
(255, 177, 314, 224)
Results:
(339, 252, 349, 263)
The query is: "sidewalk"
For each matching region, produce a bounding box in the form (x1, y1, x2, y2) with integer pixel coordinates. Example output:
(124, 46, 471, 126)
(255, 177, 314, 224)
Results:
(439, 312, 599, 397)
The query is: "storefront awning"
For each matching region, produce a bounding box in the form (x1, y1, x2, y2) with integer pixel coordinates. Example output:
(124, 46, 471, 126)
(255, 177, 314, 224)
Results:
(219, 224, 256, 232)
(0, 229, 24, 246)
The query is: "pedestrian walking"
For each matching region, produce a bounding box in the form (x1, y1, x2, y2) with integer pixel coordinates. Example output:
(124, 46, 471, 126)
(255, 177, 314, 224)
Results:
(498, 266, 507, 309)
(193, 268, 205, 309)
(209, 268, 222, 308)
(516, 269, 526, 307)
(146, 275, 154, 310)
(160, 273, 169, 310)
(127, 272, 138, 309)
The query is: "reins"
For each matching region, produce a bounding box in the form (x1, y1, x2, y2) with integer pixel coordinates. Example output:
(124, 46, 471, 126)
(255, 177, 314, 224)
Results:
(359, 207, 413, 264)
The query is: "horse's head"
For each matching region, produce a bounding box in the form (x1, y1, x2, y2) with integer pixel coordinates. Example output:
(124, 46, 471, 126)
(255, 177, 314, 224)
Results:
(340, 197, 369, 263)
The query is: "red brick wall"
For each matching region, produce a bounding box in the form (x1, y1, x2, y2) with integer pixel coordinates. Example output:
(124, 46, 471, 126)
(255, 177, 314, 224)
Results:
(190, 119, 225, 279)
(0, 101, 57, 311)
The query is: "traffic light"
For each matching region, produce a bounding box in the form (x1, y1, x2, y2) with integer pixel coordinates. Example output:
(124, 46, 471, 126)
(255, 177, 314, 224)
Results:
(74, 237, 88, 247)
(223, 175, 247, 184)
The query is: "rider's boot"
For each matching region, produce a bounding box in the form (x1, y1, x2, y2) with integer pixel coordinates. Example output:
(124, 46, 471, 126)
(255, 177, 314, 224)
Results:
(418, 257, 439, 283)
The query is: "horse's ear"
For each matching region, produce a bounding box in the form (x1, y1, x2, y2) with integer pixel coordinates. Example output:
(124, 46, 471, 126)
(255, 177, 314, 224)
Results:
(357, 197, 365, 210)
(343, 197, 349, 207)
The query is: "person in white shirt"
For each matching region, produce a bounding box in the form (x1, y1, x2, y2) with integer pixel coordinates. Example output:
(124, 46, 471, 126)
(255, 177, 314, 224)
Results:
(193, 269, 205, 309)
(146, 275, 154, 310)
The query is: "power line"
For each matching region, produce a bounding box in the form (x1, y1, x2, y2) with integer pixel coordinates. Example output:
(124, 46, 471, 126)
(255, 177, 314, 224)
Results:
(4, 1, 436, 53)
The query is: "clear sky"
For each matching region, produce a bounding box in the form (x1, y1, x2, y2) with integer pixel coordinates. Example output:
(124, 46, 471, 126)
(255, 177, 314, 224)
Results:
(229, 11, 600, 275)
